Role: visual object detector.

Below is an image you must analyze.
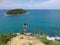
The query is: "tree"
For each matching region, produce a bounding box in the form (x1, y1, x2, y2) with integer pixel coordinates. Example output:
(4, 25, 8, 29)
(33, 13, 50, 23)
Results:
(6, 9, 27, 15)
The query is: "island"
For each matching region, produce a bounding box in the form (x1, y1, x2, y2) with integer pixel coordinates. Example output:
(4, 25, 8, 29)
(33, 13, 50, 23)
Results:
(6, 9, 27, 16)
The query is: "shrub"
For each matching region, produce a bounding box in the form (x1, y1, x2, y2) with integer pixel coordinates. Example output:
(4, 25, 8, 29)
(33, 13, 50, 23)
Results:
(0, 33, 17, 45)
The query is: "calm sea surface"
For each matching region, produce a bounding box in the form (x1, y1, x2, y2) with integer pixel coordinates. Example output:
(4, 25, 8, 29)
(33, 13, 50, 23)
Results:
(0, 10, 60, 36)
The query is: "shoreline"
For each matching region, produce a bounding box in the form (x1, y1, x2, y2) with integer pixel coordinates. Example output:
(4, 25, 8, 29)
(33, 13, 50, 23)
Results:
(13, 32, 60, 38)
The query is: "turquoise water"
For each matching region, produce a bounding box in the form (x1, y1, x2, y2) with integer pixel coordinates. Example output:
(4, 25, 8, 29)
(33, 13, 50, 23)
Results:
(0, 10, 60, 36)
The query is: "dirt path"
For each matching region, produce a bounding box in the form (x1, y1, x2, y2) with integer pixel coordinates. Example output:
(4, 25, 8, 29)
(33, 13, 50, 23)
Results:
(8, 35, 45, 45)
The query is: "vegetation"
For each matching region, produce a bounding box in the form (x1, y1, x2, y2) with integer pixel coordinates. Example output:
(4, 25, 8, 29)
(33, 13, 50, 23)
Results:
(34, 30, 60, 45)
(34, 30, 47, 36)
(6, 9, 27, 15)
(52, 41, 60, 45)
(0, 33, 17, 45)
(19, 30, 24, 34)
(29, 43, 32, 45)
(40, 37, 60, 45)
(40, 37, 51, 45)
(34, 30, 50, 45)
(0, 30, 60, 45)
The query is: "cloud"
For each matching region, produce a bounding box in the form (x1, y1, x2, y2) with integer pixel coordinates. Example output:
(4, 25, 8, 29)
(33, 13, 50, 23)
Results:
(0, 0, 60, 9)
(0, 0, 30, 9)
(28, 0, 60, 9)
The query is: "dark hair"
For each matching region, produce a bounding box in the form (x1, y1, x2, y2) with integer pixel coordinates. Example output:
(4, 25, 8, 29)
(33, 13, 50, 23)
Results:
(24, 23, 27, 25)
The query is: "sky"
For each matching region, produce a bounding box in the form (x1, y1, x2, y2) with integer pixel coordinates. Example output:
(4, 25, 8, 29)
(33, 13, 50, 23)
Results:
(0, 0, 60, 9)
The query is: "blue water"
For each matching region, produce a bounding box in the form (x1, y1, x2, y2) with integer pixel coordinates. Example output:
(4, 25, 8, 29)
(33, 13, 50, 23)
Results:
(0, 10, 60, 36)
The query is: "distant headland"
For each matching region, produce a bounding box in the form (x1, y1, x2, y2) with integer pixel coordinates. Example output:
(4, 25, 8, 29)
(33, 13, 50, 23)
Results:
(6, 9, 27, 16)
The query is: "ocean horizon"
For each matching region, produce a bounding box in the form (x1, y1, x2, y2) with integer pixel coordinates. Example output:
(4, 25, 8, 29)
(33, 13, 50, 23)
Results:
(0, 10, 60, 36)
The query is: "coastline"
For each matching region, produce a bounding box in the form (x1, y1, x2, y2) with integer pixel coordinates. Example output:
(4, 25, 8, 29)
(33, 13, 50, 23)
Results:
(0, 32, 60, 45)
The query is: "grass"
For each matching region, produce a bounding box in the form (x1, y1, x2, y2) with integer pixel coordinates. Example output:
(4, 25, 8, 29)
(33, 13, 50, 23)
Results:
(52, 41, 60, 45)
(39, 37, 51, 45)
(0, 43, 7, 45)
(0, 33, 17, 45)
(38, 36, 60, 45)
(29, 43, 33, 45)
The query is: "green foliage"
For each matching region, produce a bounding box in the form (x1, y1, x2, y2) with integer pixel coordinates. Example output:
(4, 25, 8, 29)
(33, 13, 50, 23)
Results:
(6, 9, 27, 15)
(29, 43, 32, 45)
(0, 33, 17, 45)
(0, 43, 7, 45)
(52, 41, 60, 45)
(40, 37, 51, 45)
(19, 30, 24, 34)
(36, 30, 60, 45)
(34, 30, 47, 36)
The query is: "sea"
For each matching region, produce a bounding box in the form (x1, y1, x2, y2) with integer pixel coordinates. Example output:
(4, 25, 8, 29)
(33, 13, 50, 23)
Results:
(0, 10, 60, 36)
